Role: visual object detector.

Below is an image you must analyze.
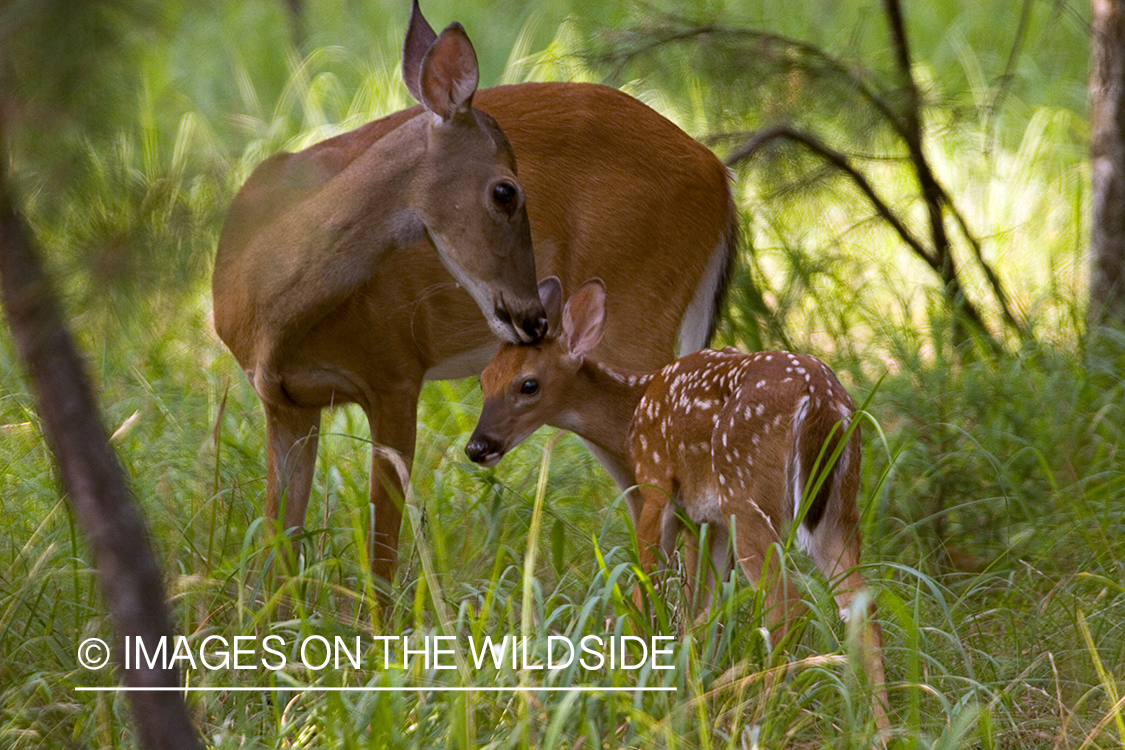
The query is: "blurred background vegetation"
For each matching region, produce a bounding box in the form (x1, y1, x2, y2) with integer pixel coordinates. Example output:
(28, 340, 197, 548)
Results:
(2, 1, 1123, 748)
(0, 0, 1093, 340)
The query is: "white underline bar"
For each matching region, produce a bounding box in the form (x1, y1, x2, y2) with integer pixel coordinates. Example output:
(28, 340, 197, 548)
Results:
(76, 686, 677, 693)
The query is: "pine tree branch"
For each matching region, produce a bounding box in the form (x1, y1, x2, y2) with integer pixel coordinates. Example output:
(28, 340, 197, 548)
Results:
(726, 125, 938, 269)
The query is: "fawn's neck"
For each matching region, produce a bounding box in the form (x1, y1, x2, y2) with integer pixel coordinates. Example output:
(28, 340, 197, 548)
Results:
(555, 359, 654, 472)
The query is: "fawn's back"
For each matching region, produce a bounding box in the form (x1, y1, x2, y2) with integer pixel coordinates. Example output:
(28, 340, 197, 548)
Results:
(629, 348, 861, 549)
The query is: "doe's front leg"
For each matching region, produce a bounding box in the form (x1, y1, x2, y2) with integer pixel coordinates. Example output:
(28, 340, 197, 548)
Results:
(362, 383, 422, 597)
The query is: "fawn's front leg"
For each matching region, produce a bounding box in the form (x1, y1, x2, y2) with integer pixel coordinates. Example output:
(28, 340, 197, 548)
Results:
(632, 484, 675, 612)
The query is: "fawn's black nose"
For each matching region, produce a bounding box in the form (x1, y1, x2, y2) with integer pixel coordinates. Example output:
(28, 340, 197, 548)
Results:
(465, 433, 504, 467)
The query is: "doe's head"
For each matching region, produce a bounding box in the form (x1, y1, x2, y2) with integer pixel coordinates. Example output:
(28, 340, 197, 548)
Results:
(465, 277, 606, 466)
(401, 0, 546, 344)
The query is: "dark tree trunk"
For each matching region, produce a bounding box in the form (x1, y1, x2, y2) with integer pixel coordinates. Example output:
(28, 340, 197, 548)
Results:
(0, 150, 201, 750)
(1090, 0, 1125, 328)
(285, 0, 307, 50)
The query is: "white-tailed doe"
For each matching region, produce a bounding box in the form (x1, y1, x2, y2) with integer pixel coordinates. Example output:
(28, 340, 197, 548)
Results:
(466, 277, 889, 729)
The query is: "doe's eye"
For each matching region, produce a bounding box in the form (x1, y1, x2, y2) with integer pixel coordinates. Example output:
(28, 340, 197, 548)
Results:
(493, 182, 518, 212)
(519, 379, 539, 395)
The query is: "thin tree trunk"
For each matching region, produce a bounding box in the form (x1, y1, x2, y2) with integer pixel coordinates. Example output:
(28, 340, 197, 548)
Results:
(0, 149, 201, 750)
(882, 0, 982, 346)
(1090, 0, 1125, 328)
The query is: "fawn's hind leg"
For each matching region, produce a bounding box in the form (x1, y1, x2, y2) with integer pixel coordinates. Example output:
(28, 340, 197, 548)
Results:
(805, 520, 890, 731)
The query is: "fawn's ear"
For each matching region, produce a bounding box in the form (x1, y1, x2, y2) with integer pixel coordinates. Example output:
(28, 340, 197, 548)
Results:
(561, 279, 606, 358)
(537, 276, 564, 337)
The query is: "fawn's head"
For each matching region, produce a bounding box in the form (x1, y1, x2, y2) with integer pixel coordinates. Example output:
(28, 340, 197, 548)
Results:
(466, 277, 606, 466)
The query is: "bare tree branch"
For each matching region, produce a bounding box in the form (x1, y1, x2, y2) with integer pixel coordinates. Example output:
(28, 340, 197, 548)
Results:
(881, 0, 954, 277)
(941, 193, 1030, 337)
(726, 125, 998, 345)
(726, 125, 937, 268)
(602, 6, 1023, 348)
(879, 0, 1019, 349)
(988, 0, 1037, 131)
(595, 21, 907, 136)
(283, 0, 306, 49)
(882, 0, 923, 141)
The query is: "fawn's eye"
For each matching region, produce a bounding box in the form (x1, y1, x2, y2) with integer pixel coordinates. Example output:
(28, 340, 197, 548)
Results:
(519, 379, 539, 395)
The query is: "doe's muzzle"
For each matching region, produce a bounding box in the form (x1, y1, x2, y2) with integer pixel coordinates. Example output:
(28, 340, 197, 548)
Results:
(495, 297, 548, 344)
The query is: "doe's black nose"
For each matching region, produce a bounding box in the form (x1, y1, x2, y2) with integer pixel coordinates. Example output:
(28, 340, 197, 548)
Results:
(521, 314, 548, 343)
(495, 297, 547, 344)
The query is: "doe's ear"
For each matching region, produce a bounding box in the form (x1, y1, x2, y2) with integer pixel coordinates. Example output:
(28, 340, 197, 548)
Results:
(418, 22, 479, 120)
(537, 276, 563, 337)
(402, 0, 437, 102)
(561, 279, 607, 358)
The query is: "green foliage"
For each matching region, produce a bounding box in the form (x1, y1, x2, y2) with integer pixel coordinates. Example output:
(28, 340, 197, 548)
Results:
(2, 1, 1121, 748)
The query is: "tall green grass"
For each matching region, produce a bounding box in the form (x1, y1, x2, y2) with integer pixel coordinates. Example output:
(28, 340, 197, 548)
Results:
(3, 322, 1122, 747)
(3, 1, 1122, 748)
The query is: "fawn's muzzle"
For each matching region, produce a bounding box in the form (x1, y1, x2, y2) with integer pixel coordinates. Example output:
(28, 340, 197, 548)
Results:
(465, 433, 505, 467)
